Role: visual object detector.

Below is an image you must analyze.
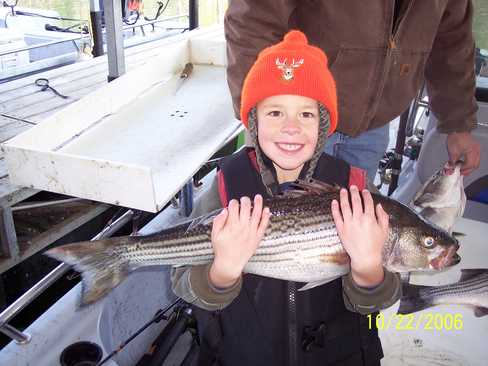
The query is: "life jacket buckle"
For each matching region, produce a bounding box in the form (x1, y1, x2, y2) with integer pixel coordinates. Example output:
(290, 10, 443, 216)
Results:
(301, 322, 326, 352)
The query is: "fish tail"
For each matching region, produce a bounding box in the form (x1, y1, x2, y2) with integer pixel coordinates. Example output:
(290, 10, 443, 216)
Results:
(397, 283, 433, 315)
(46, 240, 130, 306)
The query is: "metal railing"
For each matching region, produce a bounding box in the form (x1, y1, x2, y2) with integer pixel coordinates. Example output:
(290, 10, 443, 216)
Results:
(0, 14, 189, 58)
(0, 35, 91, 57)
(122, 14, 189, 33)
(0, 210, 134, 344)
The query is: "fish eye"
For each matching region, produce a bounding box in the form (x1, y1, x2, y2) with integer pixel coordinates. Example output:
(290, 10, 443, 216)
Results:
(423, 236, 435, 248)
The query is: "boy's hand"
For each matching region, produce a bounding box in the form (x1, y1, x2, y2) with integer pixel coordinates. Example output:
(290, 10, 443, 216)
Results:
(331, 186, 389, 287)
(209, 194, 271, 288)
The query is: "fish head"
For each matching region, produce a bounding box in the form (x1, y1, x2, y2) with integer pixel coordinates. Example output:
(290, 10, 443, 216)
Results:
(410, 163, 466, 233)
(384, 199, 460, 272)
(411, 163, 466, 211)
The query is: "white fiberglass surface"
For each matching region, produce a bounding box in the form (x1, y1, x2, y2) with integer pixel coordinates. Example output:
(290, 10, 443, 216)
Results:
(58, 65, 236, 170)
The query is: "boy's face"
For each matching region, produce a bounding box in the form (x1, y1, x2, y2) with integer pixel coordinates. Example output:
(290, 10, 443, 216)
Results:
(256, 94, 320, 183)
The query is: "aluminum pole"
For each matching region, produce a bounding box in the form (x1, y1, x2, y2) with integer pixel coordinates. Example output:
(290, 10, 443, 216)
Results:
(90, 0, 104, 57)
(103, 0, 126, 81)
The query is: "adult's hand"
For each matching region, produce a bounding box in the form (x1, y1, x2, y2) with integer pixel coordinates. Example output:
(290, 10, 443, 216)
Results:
(446, 132, 480, 176)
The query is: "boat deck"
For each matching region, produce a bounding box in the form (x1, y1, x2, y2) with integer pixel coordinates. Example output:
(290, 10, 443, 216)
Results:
(0, 33, 189, 274)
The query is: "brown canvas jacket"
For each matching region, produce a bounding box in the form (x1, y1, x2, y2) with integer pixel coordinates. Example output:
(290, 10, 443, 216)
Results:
(225, 0, 478, 136)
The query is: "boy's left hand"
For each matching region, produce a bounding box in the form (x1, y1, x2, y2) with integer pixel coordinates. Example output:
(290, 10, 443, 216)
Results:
(331, 186, 389, 288)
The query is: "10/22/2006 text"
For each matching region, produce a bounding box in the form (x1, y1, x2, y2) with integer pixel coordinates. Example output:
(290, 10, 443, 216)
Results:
(368, 312, 463, 331)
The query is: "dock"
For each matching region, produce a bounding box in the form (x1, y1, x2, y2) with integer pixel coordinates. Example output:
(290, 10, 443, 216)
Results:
(0, 33, 190, 274)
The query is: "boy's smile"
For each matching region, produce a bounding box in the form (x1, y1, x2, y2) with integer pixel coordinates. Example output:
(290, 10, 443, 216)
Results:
(256, 94, 320, 183)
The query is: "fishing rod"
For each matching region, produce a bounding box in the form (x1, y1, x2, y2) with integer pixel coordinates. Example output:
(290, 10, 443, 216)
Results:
(377, 87, 430, 194)
(96, 297, 185, 366)
(387, 107, 409, 196)
(136, 304, 197, 366)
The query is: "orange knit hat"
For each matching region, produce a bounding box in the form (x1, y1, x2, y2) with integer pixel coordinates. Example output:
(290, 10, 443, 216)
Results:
(240, 30, 338, 135)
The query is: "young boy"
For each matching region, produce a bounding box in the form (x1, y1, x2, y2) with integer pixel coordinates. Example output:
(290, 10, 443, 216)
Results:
(172, 30, 401, 366)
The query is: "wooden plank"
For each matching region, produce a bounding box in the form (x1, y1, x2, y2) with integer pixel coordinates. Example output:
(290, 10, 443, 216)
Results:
(0, 203, 110, 274)
(0, 49, 171, 122)
(0, 30, 192, 96)
(2, 54, 128, 107)
(0, 27, 222, 208)
(2, 54, 149, 119)
(0, 26, 221, 96)
(4, 75, 108, 121)
(0, 116, 32, 143)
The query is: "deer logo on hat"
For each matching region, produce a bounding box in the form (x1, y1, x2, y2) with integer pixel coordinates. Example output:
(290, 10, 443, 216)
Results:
(276, 58, 304, 82)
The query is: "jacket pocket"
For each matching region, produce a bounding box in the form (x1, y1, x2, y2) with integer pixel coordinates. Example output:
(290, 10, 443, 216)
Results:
(371, 50, 429, 129)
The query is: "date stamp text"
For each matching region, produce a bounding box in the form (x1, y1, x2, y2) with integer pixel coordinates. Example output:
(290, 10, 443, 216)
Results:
(368, 313, 463, 331)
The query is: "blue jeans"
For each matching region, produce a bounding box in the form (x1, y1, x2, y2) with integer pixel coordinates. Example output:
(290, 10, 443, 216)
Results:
(323, 124, 390, 182)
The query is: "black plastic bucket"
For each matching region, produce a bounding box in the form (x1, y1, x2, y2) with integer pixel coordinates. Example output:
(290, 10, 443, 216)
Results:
(60, 341, 103, 366)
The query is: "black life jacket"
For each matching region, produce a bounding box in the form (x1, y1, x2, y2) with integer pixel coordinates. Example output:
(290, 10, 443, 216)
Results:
(193, 147, 382, 366)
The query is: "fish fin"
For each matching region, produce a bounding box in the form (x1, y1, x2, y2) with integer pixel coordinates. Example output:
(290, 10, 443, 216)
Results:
(298, 277, 338, 291)
(288, 179, 340, 195)
(46, 240, 131, 306)
(185, 208, 222, 233)
(474, 307, 488, 317)
(397, 283, 433, 315)
(279, 189, 309, 198)
(452, 231, 466, 238)
(459, 268, 488, 282)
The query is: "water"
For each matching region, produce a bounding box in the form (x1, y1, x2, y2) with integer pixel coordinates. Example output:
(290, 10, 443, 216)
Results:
(18, 0, 228, 27)
(473, 0, 488, 50)
(17, 0, 488, 50)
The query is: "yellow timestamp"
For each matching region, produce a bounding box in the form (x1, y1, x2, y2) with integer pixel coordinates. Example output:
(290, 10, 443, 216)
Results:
(367, 313, 463, 331)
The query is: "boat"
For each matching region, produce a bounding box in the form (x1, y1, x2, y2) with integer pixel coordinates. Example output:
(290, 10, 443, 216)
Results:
(0, 3, 187, 82)
(0, 21, 487, 366)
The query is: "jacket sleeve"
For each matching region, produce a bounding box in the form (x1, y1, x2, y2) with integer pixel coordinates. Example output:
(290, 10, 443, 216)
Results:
(424, 0, 478, 133)
(224, 0, 297, 117)
(171, 263, 243, 311)
(342, 270, 401, 315)
(170, 172, 243, 310)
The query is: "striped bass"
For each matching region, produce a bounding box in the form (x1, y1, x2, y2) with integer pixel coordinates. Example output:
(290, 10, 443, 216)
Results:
(46, 182, 460, 305)
(410, 163, 466, 234)
(398, 269, 488, 317)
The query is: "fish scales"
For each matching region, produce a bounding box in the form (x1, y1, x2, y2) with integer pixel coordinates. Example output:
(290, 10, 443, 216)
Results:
(399, 270, 488, 316)
(129, 194, 341, 268)
(422, 275, 488, 299)
(46, 183, 460, 305)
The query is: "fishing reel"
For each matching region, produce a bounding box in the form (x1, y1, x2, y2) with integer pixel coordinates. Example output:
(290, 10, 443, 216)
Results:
(377, 126, 424, 189)
(378, 150, 400, 187)
(404, 127, 424, 161)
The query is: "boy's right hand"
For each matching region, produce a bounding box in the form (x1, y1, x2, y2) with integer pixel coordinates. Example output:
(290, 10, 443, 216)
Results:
(209, 194, 271, 288)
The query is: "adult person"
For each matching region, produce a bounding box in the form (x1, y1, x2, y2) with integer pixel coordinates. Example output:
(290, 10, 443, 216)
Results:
(225, 0, 481, 180)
